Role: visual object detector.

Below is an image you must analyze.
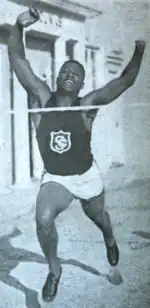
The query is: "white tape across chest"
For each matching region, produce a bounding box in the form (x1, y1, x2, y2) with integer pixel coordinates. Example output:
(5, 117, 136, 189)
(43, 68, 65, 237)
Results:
(50, 130, 72, 154)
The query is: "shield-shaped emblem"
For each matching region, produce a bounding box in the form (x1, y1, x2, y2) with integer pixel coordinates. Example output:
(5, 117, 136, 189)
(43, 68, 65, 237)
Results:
(50, 130, 71, 154)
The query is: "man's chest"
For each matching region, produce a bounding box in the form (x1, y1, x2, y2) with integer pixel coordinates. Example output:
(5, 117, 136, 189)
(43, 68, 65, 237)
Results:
(36, 111, 93, 158)
(30, 99, 97, 132)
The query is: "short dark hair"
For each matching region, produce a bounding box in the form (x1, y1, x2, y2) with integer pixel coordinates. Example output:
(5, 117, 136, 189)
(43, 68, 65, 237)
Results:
(61, 60, 85, 79)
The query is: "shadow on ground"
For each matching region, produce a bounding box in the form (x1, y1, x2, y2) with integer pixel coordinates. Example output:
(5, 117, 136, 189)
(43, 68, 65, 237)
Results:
(132, 231, 150, 239)
(0, 228, 123, 307)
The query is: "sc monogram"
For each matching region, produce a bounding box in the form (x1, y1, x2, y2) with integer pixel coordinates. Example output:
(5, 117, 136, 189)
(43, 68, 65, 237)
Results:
(50, 130, 71, 154)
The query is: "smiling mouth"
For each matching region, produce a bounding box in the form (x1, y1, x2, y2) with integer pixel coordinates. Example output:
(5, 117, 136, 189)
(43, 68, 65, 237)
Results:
(64, 80, 74, 85)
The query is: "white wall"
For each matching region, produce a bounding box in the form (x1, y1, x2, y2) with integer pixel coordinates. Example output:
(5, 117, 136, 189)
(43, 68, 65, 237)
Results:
(85, 0, 150, 177)
(0, 0, 93, 187)
(1, 0, 149, 187)
(85, 1, 126, 173)
(119, 1, 150, 177)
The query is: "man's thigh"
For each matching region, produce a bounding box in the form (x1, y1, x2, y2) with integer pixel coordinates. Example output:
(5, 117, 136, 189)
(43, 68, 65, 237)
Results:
(36, 181, 74, 222)
(80, 191, 105, 218)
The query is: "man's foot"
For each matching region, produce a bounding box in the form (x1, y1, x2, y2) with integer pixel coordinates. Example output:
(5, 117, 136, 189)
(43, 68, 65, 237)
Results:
(106, 242, 119, 266)
(42, 267, 62, 302)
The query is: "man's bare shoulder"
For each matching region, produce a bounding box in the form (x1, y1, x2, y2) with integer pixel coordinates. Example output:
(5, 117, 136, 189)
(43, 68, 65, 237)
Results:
(79, 90, 102, 107)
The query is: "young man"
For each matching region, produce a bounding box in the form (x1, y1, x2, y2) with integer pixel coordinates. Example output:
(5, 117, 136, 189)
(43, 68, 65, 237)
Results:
(8, 7, 146, 303)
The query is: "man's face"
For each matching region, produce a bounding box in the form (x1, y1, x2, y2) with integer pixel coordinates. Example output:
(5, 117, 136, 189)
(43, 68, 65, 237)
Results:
(57, 62, 84, 94)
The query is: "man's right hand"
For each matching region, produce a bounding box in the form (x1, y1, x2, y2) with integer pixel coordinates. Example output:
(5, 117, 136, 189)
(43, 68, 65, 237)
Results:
(135, 40, 146, 53)
(17, 6, 40, 28)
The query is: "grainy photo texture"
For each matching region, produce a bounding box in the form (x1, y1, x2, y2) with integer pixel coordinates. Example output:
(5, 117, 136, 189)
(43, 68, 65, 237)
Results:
(0, 0, 149, 307)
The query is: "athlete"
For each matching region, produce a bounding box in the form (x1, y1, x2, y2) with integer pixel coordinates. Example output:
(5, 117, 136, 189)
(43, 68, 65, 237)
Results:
(8, 7, 146, 303)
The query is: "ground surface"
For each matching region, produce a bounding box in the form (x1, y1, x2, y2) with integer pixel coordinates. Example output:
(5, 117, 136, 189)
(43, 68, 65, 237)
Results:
(0, 178, 150, 308)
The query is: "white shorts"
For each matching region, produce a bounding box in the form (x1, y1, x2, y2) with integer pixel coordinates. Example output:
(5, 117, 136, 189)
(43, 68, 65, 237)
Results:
(41, 161, 103, 200)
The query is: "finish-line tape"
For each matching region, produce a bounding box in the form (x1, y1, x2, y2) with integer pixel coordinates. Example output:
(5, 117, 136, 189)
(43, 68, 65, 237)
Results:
(7, 105, 105, 113)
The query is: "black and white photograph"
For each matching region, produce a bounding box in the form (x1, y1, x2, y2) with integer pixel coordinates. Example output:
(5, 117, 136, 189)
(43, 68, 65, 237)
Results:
(0, 0, 149, 307)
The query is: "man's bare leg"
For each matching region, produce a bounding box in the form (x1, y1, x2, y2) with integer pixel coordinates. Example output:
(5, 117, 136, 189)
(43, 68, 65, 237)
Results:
(80, 190, 119, 266)
(35, 182, 74, 302)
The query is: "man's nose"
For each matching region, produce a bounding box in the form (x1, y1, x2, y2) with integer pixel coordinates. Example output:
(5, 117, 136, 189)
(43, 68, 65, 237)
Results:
(67, 72, 74, 78)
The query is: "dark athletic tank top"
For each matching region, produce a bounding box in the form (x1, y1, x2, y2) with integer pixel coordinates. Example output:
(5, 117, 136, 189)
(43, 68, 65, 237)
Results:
(36, 93, 93, 175)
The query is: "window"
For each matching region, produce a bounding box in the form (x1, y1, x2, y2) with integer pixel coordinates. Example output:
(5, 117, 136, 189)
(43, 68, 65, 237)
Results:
(105, 49, 124, 76)
(85, 47, 96, 91)
(66, 40, 74, 60)
(91, 50, 96, 89)
(85, 48, 88, 62)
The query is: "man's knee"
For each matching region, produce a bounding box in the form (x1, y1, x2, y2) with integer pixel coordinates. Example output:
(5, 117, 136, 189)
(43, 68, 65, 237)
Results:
(36, 205, 55, 229)
(35, 182, 73, 227)
(36, 184, 56, 227)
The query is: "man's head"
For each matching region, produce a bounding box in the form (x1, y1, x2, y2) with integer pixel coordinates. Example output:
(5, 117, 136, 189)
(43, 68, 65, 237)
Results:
(56, 60, 85, 95)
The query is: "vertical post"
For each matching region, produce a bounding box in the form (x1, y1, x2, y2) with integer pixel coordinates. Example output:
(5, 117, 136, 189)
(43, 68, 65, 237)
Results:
(26, 36, 53, 180)
(12, 29, 30, 187)
(74, 41, 87, 96)
(86, 47, 93, 94)
(13, 73, 30, 186)
(0, 44, 12, 188)
(54, 37, 67, 89)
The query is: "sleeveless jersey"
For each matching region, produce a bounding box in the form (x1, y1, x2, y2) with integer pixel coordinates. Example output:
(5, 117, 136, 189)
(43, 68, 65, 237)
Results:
(36, 93, 93, 175)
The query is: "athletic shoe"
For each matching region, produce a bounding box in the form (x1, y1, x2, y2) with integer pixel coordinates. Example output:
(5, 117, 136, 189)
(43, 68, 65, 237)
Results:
(42, 267, 62, 302)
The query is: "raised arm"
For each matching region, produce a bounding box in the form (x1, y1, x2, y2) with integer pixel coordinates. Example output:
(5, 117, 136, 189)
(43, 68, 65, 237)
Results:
(8, 7, 51, 106)
(81, 40, 146, 106)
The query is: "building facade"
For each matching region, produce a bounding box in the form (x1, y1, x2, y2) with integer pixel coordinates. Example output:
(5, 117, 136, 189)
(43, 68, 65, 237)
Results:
(86, 0, 150, 179)
(0, 0, 105, 188)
